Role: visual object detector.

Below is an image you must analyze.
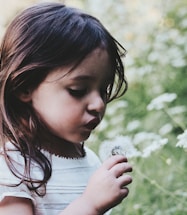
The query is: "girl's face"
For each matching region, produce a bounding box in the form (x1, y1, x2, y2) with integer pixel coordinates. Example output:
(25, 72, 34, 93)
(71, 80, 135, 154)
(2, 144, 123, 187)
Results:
(28, 48, 112, 143)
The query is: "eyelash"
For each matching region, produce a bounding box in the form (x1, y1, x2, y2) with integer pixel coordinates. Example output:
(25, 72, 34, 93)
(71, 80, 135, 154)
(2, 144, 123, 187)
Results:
(68, 85, 110, 100)
(68, 88, 87, 98)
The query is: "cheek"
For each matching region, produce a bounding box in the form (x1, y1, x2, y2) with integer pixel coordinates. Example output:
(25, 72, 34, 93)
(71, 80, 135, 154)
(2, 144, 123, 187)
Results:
(32, 87, 85, 128)
(32, 97, 61, 126)
(62, 104, 83, 121)
(45, 101, 83, 125)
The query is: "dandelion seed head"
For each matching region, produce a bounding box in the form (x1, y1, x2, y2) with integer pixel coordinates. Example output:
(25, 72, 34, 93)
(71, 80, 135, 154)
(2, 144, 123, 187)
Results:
(111, 145, 126, 156)
(99, 135, 141, 161)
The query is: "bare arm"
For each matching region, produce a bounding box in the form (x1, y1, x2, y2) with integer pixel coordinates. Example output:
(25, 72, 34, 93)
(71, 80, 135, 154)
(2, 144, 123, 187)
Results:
(0, 197, 34, 215)
(0, 155, 132, 215)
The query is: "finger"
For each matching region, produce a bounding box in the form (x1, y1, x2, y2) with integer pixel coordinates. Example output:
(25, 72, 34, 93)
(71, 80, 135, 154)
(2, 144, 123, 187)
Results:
(119, 187, 129, 199)
(118, 174, 133, 187)
(102, 155, 128, 170)
(111, 162, 133, 178)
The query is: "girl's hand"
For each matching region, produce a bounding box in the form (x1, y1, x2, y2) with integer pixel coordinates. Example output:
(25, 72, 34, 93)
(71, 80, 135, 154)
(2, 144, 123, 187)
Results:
(82, 155, 133, 214)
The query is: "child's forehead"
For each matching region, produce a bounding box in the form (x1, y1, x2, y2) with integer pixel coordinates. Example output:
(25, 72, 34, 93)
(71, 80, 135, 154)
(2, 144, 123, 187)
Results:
(44, 48, 113, 83)
(67, 48, 113, 79)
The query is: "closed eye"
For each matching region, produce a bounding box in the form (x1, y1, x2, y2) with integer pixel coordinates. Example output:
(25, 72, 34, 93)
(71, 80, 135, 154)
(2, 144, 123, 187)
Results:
(68, 88, 87, 98)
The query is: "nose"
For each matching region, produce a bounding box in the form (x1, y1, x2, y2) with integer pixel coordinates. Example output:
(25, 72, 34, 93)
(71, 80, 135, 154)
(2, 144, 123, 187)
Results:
(87, 91, 106, 115)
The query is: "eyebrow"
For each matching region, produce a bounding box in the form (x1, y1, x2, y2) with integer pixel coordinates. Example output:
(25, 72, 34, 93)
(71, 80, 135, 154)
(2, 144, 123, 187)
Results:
(70, 75, 96, 81)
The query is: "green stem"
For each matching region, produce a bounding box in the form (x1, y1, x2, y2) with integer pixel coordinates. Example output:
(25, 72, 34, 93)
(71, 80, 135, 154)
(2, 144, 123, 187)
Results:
(135, 166, 187, 205)
(162, 108, 186, 131)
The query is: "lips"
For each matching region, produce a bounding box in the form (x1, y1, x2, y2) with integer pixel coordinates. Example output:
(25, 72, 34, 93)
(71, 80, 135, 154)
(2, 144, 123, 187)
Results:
(85, 118, 100, 130)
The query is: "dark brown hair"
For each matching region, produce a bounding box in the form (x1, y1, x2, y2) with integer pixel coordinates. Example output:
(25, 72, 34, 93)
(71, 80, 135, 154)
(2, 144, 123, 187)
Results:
(0, 2, 127, 196)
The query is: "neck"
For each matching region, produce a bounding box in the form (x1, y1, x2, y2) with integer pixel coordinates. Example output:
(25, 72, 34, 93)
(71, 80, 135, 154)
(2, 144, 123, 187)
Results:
(36, 126, 86, 158)
(42, 140, 85, 158)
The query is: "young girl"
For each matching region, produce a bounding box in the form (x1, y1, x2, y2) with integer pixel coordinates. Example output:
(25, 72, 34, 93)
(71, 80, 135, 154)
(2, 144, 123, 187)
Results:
(0, 2, 132, 215)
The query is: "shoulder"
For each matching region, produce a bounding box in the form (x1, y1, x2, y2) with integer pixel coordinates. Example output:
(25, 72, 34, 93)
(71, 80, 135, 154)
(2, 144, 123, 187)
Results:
(0, 142, 43, 183)
(0, 142, 23, 183)
(0, 141, 21, 158)
(0, 143, 35, 205)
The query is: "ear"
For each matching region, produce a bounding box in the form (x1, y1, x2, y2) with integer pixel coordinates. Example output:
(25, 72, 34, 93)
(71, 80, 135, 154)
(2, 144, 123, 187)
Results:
(17, 90, 32, 103)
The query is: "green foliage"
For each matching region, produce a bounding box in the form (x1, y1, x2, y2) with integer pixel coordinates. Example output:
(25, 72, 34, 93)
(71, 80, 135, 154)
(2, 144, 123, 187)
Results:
(86, 0, 187, 214)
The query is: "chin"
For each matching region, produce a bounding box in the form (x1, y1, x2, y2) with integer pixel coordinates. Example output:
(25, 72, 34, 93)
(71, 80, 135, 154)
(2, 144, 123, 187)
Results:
(73, 134, 91, 144)
(62, 131, 91, 144)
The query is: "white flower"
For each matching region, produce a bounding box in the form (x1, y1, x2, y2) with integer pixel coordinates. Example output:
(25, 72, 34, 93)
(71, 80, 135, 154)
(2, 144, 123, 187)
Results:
(168, 106, 187, 115)
(141, 138, 168, 157)
(126, 120, 141, 131)
(133, 132, 160, 145)
(176, 130, 187, 149)
(147, 93, 177, 111)
(99, 135, 141, 161)
(133, 132, 168, 157)
(159, 123, 173, 135)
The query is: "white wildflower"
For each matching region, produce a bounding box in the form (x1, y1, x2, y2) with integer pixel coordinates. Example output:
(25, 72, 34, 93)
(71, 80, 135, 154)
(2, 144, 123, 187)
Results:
(133, 132, 160, 145)
(141, 138, 168, 157)
(168, 106, 187, 115)
(133, 132, 168, 157)
(176, 130, 187, 149)
(171, 58, 186, 68)
(106, 100, 128, 116)
(110, 114, 124, 126)
(126, 120, 141, 131)
(133, 204, 142, 210)
(147, 93, 177, 111)
(159, 123, 173, 135)
(166, 158, 172, 165)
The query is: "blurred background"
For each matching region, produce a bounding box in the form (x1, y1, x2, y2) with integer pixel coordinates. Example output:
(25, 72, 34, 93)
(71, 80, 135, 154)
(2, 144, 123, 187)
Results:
(0, 0, 187, 214)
